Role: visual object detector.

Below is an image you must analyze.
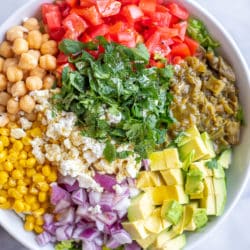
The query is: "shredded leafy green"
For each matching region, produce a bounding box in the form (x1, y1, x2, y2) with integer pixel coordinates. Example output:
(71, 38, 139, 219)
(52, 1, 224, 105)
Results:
(55, 240, 81, 250)
(206, 158, 218, 169)
(55, 37, 174, 160)
(187, 18, 220, 50)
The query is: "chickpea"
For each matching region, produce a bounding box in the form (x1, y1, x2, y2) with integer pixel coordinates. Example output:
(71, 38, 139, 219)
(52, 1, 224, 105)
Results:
(41, 40, 58, 55)
(0, 57, 4, 72)
(3, 58, 18, 73)
(6, 82, 12, 94)
(11, 81, 27, 97)
(29, 67, 46, 79)
(28, 50, 40, 60)
(43, 75, 56, 89)
(27, 30, 42, 50)
(6, 66, 23, 82)
(26, 76, 43, 91)
(0, 74, 7, 91)
(0, 92, 11, 106)
(23, 18, 40, 31)
(12, 38, 28, 55)
(20, 95, 35, 113)
(0, 113, 9, 127)
(41, 34, 49, 43)
(39, 55, 57, 70)
(7, 98, 19, 114)
(6, 26, 24, 42)
(0, 41, 13, 58)
(8, 114, 18, 122)
(0, 105, 5, 112)
(19, 52, 38, 70)
(25, 112, 36, 121)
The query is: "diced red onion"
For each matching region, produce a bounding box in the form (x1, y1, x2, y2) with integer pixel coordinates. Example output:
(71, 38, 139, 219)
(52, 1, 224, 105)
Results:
(124, 242, 141, 250)
(94, 173, 117, 192)
(76, 204, 96, 222)
(112, 229, 132, 244)
(129, 187, 140, 198)
(106, 237, 121, 249)
(99, 192, 114, 211)
(50, 183, 71, 205)
(55, 207, 75, 226)
(113, 197, 130, 211)
(142, 159, 150, 171)
(36, 231, 51, 246)
(82, 240, 99, 250)
(97, 212, 117, 226)
(72, 188, 87, 205)
(55, 225, 69, 241)
(72, 224, 88, 239)
(80, 228, 100, 241)
(43, 213, 54, 226)
(117, 208, 128, 219)
(94, 235, 104, 246)
(88, 190, 102, 206)
(65, 225, 74, 238)
(127, 178, 136, 188)
(96, 220, 105, 231)
(63, 181, 79, 192)
(58, 175, 76, 186)
(54, 199, 71, 213)
(43, 223, 56, 235)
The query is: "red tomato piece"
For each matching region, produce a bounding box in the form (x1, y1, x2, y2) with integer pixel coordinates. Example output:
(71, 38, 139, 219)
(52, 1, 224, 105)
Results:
(45, 11, 62, 30)
(171, 43, 191, 57)
(168, 3, 189, 20)
(155, 4, 169, 12)
(79, 0, 96, 7)
(122, 4, 144, 23)
(117, 29, 135, 42)
(57, 52, 69, 65)
(89, 24, 110, 38)
(184, 36, 199, 55)
(49, 27, 66, 41)
(109, 21, 126, 34)
(169, 15, 180, 26)
(65, 0, 78, 7)
(159, 27, 179, 39)
(79, 32, 92, 43)
(63, 13, 88, 37)
(96, 0, 121, 17)
(139, 0, 156, 15)
(120, 0, 139, 4)
(72, 6, 103, 26)
(172, 56, 183, 64)
(145, 31, 160, 53)
(55, 1, 71, 18)
(42, 4, 60, 24)
(152, 11, 171, 27)
(173, 21, 187, 41)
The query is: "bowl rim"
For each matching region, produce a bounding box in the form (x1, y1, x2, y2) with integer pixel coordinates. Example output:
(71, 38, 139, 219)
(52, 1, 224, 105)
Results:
(0, 0, 249, 250)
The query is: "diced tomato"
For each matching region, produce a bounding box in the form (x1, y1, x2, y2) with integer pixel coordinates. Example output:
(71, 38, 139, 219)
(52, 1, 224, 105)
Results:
(79, 0, 96, 7)
(139, 0, 156, 15)
(171, 43, 191, 57)
(89, 24, 110, 38)
(154, 43, 171, 57)
(79, 32, 92, 43)
(172, 37, 183, 44)
(49, 27, 66, 41)
(184, 36, 199, 55)
(55, 1, 71, 18)
(109, 21, 126, 34)
(173, 21, 187, 41)
(96, 0, 121, 17)
(42, 4, 60, 24)
(152, 11, 171, 27)
(168, 3, 189, 20)
(62, 13, 88, 37)
(145, 31, 160, 53)
(65, 0, 78, 7)
(120, 0, 139, 4)
(71, 6, 103, 25)
(122, 4, 144, 23)
(172, 56, 183, 64)
(117, 29, 135, 42)
(159, 27, 178, 39)
(57, 63, 75, 76)
(169, 14, 180, 26)
(45, 11, 62, 30)
(57, 52, 69, 65)
(155, 4, 169, 13)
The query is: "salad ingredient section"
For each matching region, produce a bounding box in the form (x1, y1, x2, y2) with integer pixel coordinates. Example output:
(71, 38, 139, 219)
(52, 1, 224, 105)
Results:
(0, 0, 242, 250)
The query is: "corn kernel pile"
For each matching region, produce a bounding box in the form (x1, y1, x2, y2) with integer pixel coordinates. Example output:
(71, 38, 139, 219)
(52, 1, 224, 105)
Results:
(0, 122, 57, 234)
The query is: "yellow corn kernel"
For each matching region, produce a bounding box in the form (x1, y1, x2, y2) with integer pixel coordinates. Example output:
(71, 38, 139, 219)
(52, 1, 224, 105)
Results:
(8, 177, 16, 187)
(23, 203, 31, 212)
(13, 141, 24, 151)
(19, 151, 28, 160)
(41, 165, 51, 176)
(0, 128, 10, 136)
(41, 202, 49, 210)
(24, 221, 34, 231)
(38, 192, 47, 203)
(7, 152, 18, 163)
(30, 128, 42, 138)
(26, 157, 36, 168)
(31, 203, 40, 211)
(0, 190, 7, 196)
(17, 185, 28, 195)
(10, 138, 17, 144)
(24, 194, 37, 205)
(0, 141, 4, 152)
(33, 173, 45, 183)
(23, 177, 31, 185)
(19, 159, 26, 168)
(36, 181, 49, 192)
(0, 171, 8, 185)
(0, 201, 11, 209)
(35, 216, 44, 226)
(12, 169, 23, 179)
(7, 122, 18, 129)
(17, 179, 26, 186)
(36, 165, 43, 171)
(29, 186, 39, 195)
(4, 161, 13, 172)
(0, 136, 10, 147)
(24, 145, 32, 152)
(47, 171, 57, 182)
(33, 207, 45, 216)
(26, 215, 35, 223)
(34, 225, 43, 234)
(0, 196, 7, 203)
(22, 136, 31, 146)
(13, 200, 25, 213)
(0, 150, 7, 162)
(8, 188, 22, 199)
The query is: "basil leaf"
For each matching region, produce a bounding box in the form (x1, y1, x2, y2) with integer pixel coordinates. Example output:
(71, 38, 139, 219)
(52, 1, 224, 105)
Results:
(104, 141, 117, 162)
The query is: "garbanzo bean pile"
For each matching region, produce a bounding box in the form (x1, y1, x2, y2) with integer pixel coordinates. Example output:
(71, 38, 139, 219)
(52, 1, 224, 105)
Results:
(0, 17, 58, 233)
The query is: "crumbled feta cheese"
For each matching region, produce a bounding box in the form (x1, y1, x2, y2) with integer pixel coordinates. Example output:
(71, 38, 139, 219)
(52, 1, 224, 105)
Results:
(10, 128, 26, 139)
(81, 137, 105, 158)
(113, 184, 123, 194)
(63, 138, 72, 149)
(59, 159, 86, 177)
(83, 150, 98, 164)
(45, 144, 61, 162)
(77, 173, 102, 192)
(19, 117, 32, 130)
(106, 111, 122, 124)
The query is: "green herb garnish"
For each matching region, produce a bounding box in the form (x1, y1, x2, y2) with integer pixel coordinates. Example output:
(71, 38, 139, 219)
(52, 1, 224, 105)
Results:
(55, 37, 174, 160)
(55, 240, 81, 250)
(206, 158, 218, 169)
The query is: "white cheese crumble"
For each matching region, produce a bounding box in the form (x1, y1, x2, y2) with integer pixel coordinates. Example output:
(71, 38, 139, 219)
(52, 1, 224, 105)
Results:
(10, 128, 26, 139)
(19, 117, 32, 130)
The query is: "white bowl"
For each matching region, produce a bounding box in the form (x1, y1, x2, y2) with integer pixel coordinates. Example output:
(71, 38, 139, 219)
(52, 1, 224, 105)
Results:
(0, 0, 249, 249)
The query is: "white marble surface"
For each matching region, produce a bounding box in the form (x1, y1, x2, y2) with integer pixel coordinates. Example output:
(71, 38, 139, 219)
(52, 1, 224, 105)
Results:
(0, 0, 249, 249)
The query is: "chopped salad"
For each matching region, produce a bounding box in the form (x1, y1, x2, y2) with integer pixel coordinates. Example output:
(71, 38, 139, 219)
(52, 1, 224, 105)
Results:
(0, 0, 242, 250)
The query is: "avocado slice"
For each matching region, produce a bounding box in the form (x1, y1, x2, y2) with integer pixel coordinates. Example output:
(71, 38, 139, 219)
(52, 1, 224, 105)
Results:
(150, 172, 166, 186)
(136, 171, 155, 189)
(179, 136, 209, 162)
(176, 126, 201, 147)
(213, 178, 227, 216)
(136, 233, 157, 249)
(160, 169, 184, 186)
(144, 212, 163, 234)
(217, 149, 232, 169)
(153, 208, 172, 230)
(149, 150, 167, 171)
(122, 220, 149, 240)
(184, 203, 199, 231)
(162, 234, 186, 250)
(127, 193, 154, 221)
(200, 195, 216, 215)
(189, 161, 213, 177)
(213, 165, 225, 179)
(182, 150, 195, 171)
(203, 177, 214, 196)
(163, 148, 182, 169)
(185, 168, 204, 195)
(201, 132, 216, 160)
(190, 192, 204, 200)
(153, 229, 178, 249)
(161, 200, 183, 225)
(193, 208, 208, 229)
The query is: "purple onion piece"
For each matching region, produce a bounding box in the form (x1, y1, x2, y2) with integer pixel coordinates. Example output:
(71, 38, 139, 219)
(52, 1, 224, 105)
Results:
(43, 213, 54, 226)
(88, 190, 102, 206)
(63, 181, 79, 192)
(36, 232, 52, 246)
(65, 225, 74, 238)
(142, 159, 150, 171)
(54, 199, 71, 213)
(55, 225, 69, 241)
(58, 175, 76, 186)
(43, 223, 56, 235)
(96, 212, 117, 226)
(106, 237, 121, 249)
(94, 173, 117, 192)
(80, 228, 101, 241)
(72, 188, 87, 205)
(124, 241, 141, 250)
(112, 229, 132, 244)
(54, 207, 75, 226)
(50, 183, 71, 205)
(82, 240, 100, 250)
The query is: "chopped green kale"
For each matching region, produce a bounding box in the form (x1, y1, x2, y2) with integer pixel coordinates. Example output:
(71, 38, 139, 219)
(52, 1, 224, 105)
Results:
(55, 240, 81, 250)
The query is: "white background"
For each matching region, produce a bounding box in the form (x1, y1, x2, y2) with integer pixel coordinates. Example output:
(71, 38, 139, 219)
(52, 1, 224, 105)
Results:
(0, 0, 249, 249)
